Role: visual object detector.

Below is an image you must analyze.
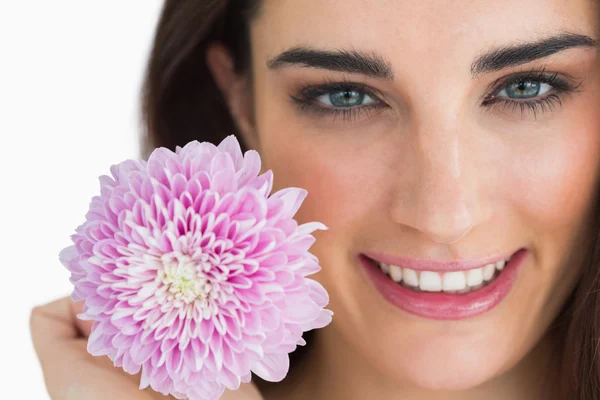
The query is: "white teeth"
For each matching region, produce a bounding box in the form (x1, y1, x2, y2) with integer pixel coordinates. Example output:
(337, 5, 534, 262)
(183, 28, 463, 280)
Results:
(483, 264, 496, 281)
(403, 268, 419, 287)
(420, 271, 442, 292)
(375, 255, 512, 293)
(495, 260, 506, 271)
(380, 263, 390, 274)
(389, 265, 402, 282)
(466, 268, 483, 287)
(443, 271, 466, 291)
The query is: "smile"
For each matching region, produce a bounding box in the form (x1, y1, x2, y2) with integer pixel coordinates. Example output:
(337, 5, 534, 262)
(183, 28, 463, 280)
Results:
(360, 249, 528, 320)
(375, 257, 511, 294)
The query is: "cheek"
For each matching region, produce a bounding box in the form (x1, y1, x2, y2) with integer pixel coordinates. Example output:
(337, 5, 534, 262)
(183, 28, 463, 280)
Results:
(508, 117, 600, 249)
(252, 69, 394, 235)
(502, 112, 600, 331)
(257, 128, 392, 310)
(258, 132, 386, 233)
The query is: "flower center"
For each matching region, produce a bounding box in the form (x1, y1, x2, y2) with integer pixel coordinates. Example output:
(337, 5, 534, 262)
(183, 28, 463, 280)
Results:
(158, 253, 212, 304)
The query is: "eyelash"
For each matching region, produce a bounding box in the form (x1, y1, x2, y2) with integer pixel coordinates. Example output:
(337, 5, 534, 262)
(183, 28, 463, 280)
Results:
(290, 79, 384, 123)
(481, 68, 580, 117)
(290, 69, 580, 122)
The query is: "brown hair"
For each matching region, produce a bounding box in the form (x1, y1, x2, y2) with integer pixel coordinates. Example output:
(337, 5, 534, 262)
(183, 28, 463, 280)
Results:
(140, 1, 600, 398)
(140, 0, 257, 159)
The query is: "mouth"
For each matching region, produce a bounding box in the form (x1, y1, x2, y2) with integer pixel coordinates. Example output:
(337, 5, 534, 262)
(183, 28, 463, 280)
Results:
(359, 248, 528, 320)
(375, 256, 510, 294)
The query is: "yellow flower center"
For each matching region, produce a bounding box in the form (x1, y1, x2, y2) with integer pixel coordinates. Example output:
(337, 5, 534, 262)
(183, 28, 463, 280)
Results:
(159, 253, 212, 304)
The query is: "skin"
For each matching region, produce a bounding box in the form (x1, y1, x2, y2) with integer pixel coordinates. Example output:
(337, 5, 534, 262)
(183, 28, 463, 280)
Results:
(31, 0, 600, 399)
(208, 0, 600, 398)
(30, 298, 263, 399)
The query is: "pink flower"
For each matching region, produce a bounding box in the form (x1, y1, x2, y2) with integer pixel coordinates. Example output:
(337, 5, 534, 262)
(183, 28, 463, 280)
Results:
(59, 135, 333, 400)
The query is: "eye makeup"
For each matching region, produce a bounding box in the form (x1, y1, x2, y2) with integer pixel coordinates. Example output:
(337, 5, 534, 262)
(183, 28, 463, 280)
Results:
(481, 67, 582, 118)
(290, 78, 387, 124)
(288, 67, 583, 124)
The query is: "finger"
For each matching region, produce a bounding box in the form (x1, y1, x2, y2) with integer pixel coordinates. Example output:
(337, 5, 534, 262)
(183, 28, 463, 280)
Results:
(30, 296, 106, 374)
(30, 296, 88, 398)
(30, 296, 79, 361)
(30, 296, 141, 376)
(70, 298, 94, 337)
(31, 297, 258, 400)
(30, 296, 146, 398)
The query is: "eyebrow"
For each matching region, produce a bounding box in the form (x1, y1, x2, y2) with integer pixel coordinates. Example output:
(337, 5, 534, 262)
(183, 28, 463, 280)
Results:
(266, 47, 394, 80)
(471, 33, 597, 77)
(266, 33, 596, 81)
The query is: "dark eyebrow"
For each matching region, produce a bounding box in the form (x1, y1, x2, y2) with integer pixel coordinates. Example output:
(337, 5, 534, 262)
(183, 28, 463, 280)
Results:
(471, 33, 597, 77)
(266, 46, 394, 80)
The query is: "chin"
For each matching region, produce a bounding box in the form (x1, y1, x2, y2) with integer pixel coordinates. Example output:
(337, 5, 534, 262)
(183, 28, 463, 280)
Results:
(401, 351, 502, 391)
(373, 332, 517, 392)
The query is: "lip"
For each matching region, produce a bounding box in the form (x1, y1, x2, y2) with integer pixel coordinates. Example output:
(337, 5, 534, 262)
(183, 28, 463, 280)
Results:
(359, 248, 528, 320)
(363, 251, 515, 272)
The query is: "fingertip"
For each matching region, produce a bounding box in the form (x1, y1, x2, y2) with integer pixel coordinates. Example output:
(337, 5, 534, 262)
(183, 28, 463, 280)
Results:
(70, 299, 94, 337)
(30, 296, 74, 357)
(71, 298, 85, 314)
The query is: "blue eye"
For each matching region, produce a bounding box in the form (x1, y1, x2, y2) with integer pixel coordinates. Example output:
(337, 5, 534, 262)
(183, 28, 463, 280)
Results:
(316, 90, 377, 108)
(496, 80, 552, 100)
(480, 70, 581, 118)
(290, 82, 386, 123)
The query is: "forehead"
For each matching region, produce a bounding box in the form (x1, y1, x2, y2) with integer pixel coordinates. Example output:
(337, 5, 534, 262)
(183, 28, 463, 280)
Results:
(251, 0, 599, 64)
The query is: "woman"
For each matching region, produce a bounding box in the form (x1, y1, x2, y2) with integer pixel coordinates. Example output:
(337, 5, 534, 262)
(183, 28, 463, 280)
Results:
(31, 0, 600, 398)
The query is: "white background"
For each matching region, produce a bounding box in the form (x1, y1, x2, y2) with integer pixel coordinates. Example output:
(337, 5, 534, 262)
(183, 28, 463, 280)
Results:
(0, 1, 164, 396)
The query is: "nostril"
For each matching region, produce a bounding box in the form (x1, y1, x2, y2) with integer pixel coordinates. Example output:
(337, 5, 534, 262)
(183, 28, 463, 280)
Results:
(390, 182, 479, 244)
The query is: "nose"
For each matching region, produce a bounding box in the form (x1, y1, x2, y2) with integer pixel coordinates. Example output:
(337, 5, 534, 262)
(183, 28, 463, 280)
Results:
(390, 123, 486, 244)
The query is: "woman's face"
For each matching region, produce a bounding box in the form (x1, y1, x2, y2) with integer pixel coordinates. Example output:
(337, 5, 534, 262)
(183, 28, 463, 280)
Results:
(212, 0, 600, 393)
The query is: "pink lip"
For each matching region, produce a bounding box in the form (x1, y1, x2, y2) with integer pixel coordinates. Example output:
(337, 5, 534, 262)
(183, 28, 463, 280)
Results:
(363, 251, 515, 272)
(360, 248, 528, 320)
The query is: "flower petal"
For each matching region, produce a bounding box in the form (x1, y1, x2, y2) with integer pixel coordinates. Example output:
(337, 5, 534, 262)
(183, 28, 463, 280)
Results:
(251, 352, 290, 382)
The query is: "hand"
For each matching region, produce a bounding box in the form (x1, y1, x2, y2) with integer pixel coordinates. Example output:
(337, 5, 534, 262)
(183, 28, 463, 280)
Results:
(30, 296, 264, 400)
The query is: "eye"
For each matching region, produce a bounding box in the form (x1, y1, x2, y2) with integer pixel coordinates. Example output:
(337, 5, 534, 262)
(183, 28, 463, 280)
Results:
(316, 90, 378, 108)
(481, 70, 580, 117)
(290, 81, 387, 123)
(496, 80, 553, 100)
